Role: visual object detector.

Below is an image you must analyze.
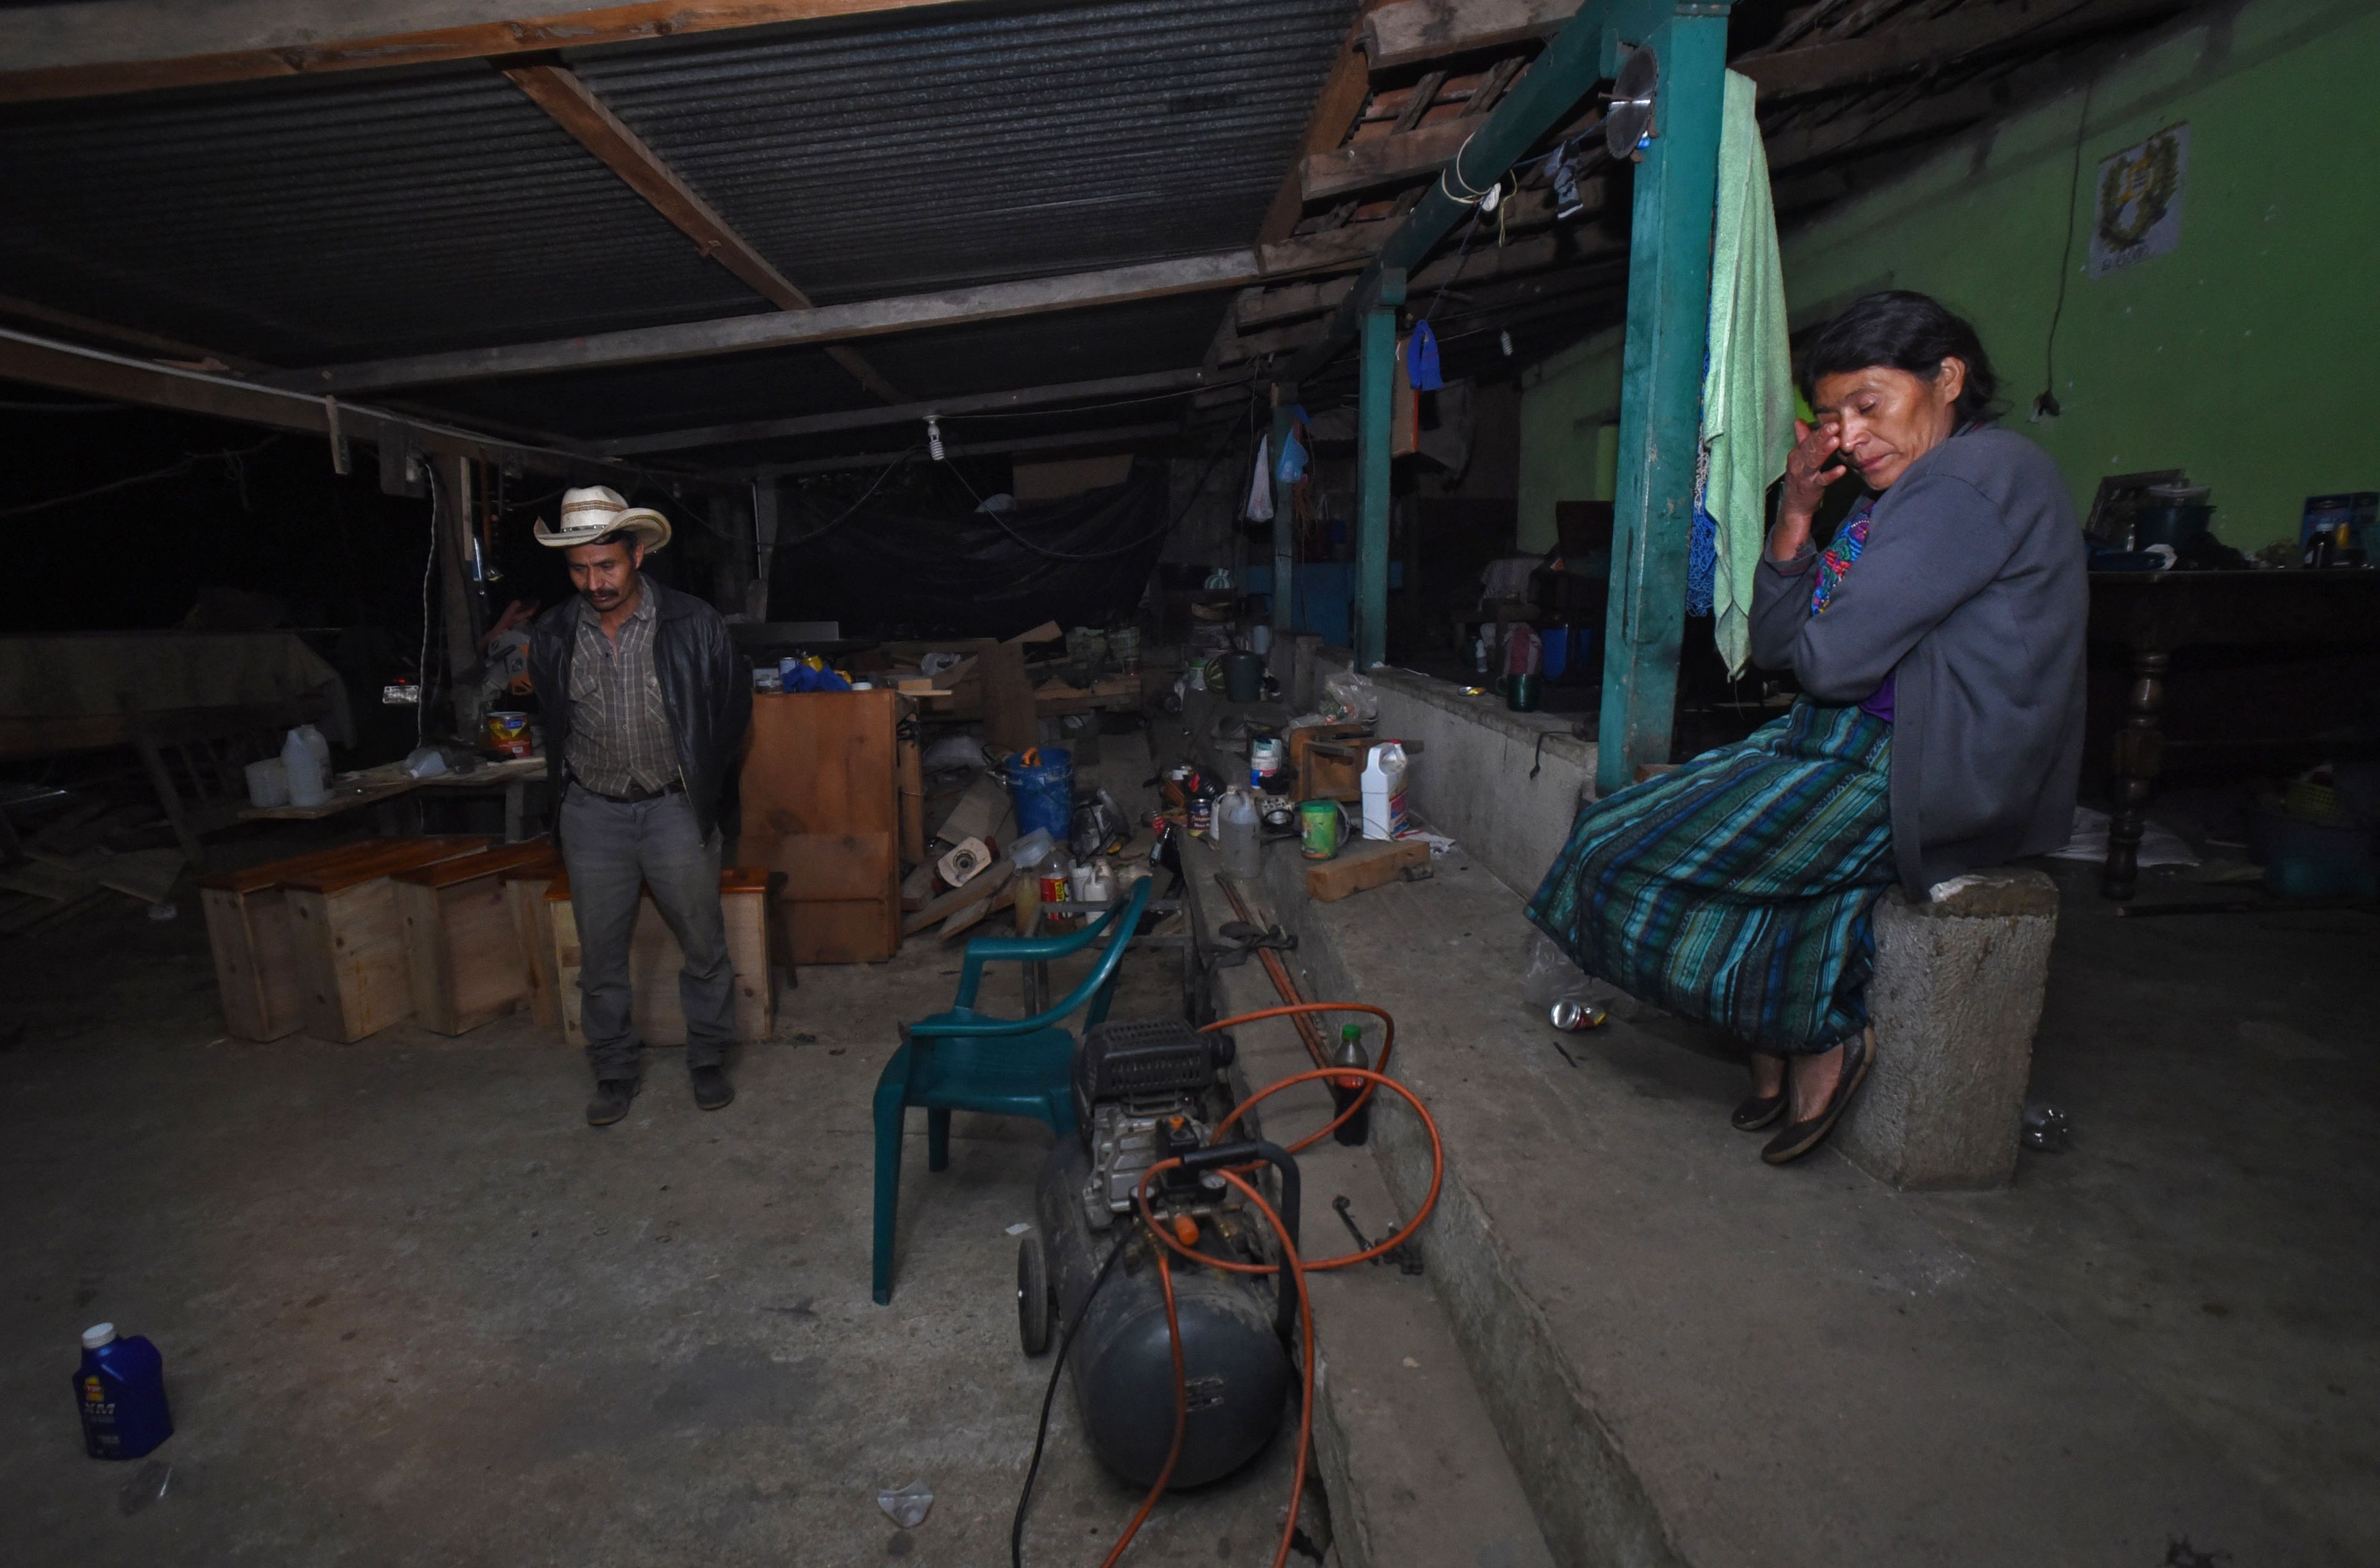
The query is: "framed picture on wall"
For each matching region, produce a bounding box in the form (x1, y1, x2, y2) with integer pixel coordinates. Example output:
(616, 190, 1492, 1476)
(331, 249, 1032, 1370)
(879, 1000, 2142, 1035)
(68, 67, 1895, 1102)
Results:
(2090, 123, 2189, 278)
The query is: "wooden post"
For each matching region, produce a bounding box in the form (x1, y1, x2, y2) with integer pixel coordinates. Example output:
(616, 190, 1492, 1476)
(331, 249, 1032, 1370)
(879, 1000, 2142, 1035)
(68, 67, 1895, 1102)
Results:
(1596, 14, 1730, 796)
(897, 720, 926, 867)
(1269, 384, 1297, 643)
(750, 478, 780, 621)
(1355, 269, 1405, 671)
(437, 452, 483, 739)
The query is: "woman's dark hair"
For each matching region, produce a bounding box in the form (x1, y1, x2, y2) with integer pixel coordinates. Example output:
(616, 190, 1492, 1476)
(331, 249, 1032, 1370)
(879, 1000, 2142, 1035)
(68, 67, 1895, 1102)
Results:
(1799, 290, 1998, 423)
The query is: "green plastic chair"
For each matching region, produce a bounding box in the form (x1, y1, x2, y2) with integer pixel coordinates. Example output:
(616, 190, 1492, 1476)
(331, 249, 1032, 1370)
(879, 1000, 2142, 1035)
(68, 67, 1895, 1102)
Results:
(872, 875, 1152, 1305)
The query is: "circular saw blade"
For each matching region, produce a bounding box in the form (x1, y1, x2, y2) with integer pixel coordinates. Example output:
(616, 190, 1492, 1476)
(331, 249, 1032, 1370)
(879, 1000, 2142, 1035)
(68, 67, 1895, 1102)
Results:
(1604, 46, 1659, 160)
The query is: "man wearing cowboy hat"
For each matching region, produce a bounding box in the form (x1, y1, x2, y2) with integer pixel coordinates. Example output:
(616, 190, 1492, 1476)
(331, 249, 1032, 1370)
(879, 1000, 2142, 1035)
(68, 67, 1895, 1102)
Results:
(528, 487, 751, 1126)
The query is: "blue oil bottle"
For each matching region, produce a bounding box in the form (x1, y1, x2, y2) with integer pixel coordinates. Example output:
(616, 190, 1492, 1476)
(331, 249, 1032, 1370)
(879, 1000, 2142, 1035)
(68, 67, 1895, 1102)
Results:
(75, 1323, 173, 1460)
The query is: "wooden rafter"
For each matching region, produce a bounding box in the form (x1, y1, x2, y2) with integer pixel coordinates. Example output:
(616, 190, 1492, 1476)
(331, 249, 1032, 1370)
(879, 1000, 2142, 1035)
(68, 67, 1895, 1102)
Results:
(502, 62, 901, 402)
(0, 1, 977, 104)
(1254, 1, 1397, 246)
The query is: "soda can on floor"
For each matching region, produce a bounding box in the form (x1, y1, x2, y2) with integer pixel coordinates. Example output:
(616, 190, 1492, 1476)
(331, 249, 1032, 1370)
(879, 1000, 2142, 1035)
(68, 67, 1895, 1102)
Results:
(1549, 1000, 1607, 1032)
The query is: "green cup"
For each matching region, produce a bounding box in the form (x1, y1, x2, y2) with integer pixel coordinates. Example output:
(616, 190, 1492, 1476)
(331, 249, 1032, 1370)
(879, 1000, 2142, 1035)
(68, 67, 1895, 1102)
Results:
(1297, 799, 1346, 860)
(1505, 672, 1542, 712)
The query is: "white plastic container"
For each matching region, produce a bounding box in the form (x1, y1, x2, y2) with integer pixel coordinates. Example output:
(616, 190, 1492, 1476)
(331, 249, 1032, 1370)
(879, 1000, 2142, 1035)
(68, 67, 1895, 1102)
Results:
(243, 757, 289, 809)
(280, 727, 327, 807)
(292, 723, 331, 782)
(1218, 788, 1262, 880)
(1360, 742, 1408, 840)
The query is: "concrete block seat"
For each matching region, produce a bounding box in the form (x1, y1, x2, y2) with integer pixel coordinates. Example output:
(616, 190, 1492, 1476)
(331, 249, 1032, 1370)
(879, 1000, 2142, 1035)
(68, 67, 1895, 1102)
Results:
(1227, 824, 2335, 1566)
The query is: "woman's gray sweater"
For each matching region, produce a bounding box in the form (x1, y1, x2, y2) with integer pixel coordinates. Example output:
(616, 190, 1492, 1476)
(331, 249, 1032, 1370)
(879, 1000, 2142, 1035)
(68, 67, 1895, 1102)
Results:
(1748, 425, 2088, 898)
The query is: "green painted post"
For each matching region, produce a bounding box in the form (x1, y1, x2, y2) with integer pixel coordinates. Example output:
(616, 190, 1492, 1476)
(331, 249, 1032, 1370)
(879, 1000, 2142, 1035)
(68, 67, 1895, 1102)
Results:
(1596, 13, 1730, 797)
(1269, 387, 1296, 640)
(1355, 269, 1405, 670)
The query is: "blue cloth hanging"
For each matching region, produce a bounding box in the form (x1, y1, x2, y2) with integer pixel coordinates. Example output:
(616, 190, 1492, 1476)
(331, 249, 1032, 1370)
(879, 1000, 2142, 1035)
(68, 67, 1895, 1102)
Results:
(1405, 321, 1444, 391)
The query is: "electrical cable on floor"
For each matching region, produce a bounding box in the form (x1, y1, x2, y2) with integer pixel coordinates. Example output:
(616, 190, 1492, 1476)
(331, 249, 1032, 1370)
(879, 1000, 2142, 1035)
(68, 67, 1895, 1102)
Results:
(1010, 1226, 1135, 1568)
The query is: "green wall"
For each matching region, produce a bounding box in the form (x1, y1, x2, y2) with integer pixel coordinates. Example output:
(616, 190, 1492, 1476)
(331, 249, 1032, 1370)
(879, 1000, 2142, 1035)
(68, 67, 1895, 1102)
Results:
(1515, 0, 2380, 554)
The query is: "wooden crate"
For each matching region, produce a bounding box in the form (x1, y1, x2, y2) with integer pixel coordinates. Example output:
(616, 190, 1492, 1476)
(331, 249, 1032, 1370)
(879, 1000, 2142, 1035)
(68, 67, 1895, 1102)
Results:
(394, 842, 562, 1036)
(501, 856, 566, 1030)
(284, 838, 494, 1042)
(740, 690, 902, 963)
(1289, 723, 1375, 802)
(545, 867, 777, 1047)
(200, 837, 487, 1041)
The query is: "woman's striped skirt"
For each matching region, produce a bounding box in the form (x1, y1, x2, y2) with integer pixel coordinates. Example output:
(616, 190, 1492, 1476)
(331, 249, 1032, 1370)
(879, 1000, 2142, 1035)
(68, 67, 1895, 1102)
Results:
(1525, 699, 1895, 1055)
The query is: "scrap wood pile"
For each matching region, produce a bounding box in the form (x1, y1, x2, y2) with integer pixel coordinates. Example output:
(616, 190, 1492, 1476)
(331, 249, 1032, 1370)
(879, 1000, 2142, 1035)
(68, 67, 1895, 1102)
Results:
(0, 789, 184, 937)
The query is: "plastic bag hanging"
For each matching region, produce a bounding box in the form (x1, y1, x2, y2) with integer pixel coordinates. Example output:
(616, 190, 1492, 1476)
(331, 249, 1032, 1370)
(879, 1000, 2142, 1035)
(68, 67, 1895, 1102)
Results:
(1243, 434, 1275, 521)
(1275, 426, 1309, 485)
(1405, 320, 1444, 391)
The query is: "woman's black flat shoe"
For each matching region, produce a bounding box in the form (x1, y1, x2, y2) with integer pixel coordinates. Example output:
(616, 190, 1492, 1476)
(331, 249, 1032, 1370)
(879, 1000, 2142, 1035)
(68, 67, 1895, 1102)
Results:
(1730, 1091, 1788, 1132)
(1761, 1028, 1875, 1165)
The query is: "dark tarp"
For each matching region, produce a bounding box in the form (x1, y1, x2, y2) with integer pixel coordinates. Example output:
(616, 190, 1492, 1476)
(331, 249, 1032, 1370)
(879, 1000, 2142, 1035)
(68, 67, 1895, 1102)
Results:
(769, 463, 1170, 639)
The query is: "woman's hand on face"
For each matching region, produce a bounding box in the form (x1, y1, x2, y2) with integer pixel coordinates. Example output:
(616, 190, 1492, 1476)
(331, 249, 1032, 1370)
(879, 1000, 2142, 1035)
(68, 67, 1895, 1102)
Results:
(1770, 418, 1849, 559)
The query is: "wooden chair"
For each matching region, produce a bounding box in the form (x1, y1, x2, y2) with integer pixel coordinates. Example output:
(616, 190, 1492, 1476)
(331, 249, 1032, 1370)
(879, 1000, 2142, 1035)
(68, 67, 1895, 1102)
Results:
(119, 692, 336, 872)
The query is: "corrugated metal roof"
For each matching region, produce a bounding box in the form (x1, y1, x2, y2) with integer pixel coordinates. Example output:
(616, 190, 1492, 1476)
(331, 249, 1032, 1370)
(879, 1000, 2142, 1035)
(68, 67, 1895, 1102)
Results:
(0, 63, 764, 365)
(571, 0, 1354, 302)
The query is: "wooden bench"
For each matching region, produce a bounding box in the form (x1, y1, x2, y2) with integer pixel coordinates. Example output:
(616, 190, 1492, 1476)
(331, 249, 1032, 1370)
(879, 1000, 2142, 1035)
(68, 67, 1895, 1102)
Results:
(394, 841, 563, 1036)
(544, 866, 778, 1047)
(200, 836, 488, 1041)
(282, 838, 495, 1042)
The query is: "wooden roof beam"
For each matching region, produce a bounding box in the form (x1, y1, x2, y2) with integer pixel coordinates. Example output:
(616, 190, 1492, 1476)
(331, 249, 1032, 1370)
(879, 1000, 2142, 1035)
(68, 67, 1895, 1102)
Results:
(0, 1, 977, 104)
(276, 227, 1409, 396)
(503, 61, 900, 402)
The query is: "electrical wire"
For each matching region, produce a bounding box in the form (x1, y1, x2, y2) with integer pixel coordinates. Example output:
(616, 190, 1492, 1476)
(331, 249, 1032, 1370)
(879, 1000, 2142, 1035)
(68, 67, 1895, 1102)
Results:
(2035, 75, 2097, 420)
(776, 447, 923, 549)
(976, 402, 1257, 563)
(1010, 1226, 1135, 1568)
(0, 398, 129, 412)
(0, 432, 282, 519)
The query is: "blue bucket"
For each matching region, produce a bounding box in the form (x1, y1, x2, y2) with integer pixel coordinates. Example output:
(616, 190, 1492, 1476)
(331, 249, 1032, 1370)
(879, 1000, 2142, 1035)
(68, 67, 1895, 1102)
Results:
(1008, 748, 1076, 842)
(1542, 627, 1569, 680)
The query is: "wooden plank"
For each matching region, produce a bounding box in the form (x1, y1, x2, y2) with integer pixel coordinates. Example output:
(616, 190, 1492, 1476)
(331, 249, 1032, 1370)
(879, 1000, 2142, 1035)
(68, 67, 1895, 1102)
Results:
(901, 853, 1015, 934)
(0, 1, 980, 103)
(1237, 231, 1568, 329)
(1255, 2, 1389, 244)
(739, 690, 900, 964)
(1301, 119, 1475, 204)
(287, 255, 1273, 394)
(0, 329, 634, 485)
(1306, 837, 1431, 902)
(748, 422, 1182, 478)
(1739, 0, 2182, 99)
(502, 62, 900, 403)
(978, 640, 1037, 757)
(1362, 0, 1577, 72)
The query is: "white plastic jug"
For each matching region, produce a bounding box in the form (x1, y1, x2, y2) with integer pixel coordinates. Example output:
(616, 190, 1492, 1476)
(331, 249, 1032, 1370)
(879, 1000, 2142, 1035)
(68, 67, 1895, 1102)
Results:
(293, 722, 331, 782)
(1218, 788, 1262, 881)
(280, 727, 327, 807)
(243, 757, 289, 809)
(1360, 742, 1408, 840)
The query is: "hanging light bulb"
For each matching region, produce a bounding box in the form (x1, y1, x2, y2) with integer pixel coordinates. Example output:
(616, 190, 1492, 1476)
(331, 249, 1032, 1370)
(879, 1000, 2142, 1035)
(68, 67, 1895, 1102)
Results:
(925, 416, 945, 461)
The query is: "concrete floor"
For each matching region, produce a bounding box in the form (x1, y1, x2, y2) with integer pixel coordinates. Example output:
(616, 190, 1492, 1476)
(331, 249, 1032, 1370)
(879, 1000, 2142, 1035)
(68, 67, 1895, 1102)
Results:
(0, 811, 1313, 1565)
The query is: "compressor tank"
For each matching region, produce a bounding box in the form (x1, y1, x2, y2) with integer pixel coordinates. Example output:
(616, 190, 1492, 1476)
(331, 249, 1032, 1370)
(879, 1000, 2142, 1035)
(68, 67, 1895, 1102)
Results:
(1034, 1141, 1291, 1487)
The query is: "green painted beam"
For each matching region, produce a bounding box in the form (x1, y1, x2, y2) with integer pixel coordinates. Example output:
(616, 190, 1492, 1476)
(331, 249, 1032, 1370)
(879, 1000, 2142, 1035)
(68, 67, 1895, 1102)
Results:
(1283, 0, 1726, 387)
(1355, 270, 1406, 670)
(1270, 387, 1297, 639)
(1596, 10, 1732, 795)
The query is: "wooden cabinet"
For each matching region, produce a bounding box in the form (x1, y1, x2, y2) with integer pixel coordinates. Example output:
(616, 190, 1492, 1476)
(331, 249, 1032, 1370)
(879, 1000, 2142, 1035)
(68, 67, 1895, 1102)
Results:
(739, 690, 904, 963)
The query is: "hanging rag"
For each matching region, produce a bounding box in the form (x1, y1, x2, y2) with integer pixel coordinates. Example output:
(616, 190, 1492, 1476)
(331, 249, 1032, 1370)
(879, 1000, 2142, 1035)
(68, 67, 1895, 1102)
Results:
(1244, 434, 1274, 521)
(1700, 68, 1795, 677)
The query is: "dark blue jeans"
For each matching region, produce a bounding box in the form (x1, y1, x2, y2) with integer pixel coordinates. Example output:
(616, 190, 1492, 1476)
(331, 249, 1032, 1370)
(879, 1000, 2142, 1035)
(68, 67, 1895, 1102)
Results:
(559, 784, 735, 1081)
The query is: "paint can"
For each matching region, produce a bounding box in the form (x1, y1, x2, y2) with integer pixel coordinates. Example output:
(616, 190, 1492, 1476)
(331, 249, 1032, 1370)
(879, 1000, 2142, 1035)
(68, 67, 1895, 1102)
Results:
(1297, 799, 1346, 860)
(485, 710, 532, 758)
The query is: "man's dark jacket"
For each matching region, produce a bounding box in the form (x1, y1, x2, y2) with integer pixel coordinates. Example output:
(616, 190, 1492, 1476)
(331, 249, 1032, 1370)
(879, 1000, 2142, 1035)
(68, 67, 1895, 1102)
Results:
(527, 579, 751, 842)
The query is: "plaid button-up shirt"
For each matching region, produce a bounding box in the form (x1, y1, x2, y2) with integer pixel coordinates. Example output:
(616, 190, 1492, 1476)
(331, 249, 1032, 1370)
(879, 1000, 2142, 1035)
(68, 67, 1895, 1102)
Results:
(565, 585, 680, 797)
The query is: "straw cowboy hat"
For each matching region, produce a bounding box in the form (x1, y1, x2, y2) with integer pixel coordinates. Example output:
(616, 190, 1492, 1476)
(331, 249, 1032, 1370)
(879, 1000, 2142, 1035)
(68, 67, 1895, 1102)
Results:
(532, 486, 673, 552)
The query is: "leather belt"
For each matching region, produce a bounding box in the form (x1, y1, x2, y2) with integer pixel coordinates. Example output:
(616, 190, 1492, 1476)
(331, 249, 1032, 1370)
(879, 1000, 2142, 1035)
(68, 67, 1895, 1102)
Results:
(572, 777, 684, 805)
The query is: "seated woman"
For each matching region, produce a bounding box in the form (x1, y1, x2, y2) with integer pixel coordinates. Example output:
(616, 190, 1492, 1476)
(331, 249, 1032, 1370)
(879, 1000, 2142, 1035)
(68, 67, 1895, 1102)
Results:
(1527, 291, 2087, 1165)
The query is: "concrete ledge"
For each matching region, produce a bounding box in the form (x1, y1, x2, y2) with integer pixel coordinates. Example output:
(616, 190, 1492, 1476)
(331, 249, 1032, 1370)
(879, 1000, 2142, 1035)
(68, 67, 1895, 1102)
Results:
(1292, 643, 1596, 900)
(1842, 869, 2060, 1190)
(1235, 835, 2336, 1568)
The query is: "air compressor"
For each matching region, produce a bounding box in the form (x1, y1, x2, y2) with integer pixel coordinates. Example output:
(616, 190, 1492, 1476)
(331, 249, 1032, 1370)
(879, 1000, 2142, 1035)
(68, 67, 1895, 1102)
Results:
(1015, 1016, 1301, 1487)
